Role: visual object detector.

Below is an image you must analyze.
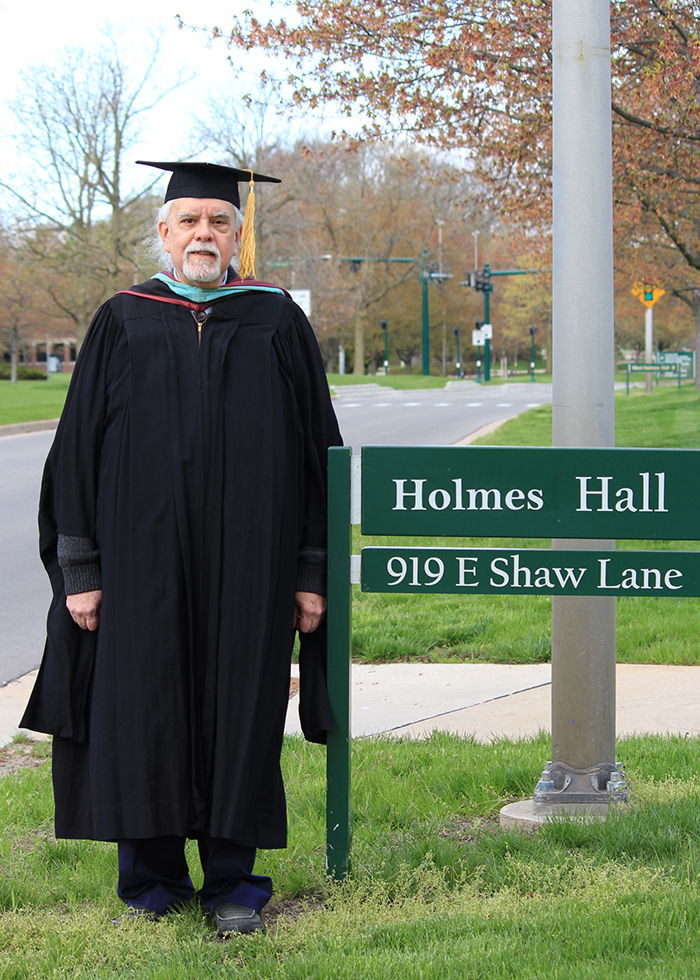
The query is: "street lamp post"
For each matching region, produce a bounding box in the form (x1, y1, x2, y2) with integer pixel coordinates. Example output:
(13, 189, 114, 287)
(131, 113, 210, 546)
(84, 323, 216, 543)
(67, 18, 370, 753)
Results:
(452, 326, 461, 378)
(530, 326, 537, 382)
(482, 265, 492, 382)
(380, 319, 389, 374)
(421, 256, 430, 376)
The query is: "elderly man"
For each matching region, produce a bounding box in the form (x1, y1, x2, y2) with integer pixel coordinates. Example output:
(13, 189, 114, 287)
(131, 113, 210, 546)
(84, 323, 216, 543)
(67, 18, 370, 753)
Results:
(22, 161, 342, 935)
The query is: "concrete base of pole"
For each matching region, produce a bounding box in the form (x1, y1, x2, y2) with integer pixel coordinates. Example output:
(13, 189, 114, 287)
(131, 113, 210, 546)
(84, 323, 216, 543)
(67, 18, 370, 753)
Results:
(499, 798, 626, 832)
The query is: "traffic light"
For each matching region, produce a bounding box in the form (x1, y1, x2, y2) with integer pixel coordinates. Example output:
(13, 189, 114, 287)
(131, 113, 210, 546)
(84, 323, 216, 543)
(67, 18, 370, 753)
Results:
(379, 319, 388, 332)
(465, 270, 492, 292)
(644, 283, 654, 303)
(530, 326, 537, 337)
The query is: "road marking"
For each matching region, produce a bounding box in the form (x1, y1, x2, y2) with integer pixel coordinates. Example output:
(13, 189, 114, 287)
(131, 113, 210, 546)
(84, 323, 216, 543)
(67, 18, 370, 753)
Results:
(434, 402, 451, 407)
(497, 403, 513, 407)
(526, 403, 542, 407)
(338, 403, 361, 408)
(374, 402, 392, 407)
(404, 402, 423, 407)
(466, 402, 483, 407)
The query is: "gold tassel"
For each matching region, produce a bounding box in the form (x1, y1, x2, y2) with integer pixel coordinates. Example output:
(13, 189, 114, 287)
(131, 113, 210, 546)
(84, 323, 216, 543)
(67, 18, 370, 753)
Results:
(237, 171, 256, 280)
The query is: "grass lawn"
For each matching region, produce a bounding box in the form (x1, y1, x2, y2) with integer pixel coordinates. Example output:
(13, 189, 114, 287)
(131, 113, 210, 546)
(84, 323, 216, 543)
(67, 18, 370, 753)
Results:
(0, 375, 71, 426)
(328, 372, 453, 389)
(352, 385, 700, 666)
(2, 734, 700, 979)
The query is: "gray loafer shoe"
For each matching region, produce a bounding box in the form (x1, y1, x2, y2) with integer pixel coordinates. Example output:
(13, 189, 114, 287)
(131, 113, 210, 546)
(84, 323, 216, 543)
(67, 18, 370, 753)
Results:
(215, 903, 264, 936)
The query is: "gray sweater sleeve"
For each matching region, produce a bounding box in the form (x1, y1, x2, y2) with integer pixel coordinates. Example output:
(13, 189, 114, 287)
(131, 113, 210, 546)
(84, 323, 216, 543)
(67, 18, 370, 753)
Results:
(56, 533, 102, 595)
(296, 545, 327, 597)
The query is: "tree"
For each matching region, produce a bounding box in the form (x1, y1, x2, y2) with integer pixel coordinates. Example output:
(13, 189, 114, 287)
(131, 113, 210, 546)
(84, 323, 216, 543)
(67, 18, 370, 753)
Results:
(271, 141, 477, 374)
(215, 1, 700, 362)
(0, 241, 43, 383)
(191, 78, 301, 281)
(2, 33, 179, 342)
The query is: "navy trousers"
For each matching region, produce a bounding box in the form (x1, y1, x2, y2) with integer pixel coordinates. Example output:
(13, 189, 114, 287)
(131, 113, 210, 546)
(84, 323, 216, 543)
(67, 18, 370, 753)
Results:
(117, 835, 273, 916)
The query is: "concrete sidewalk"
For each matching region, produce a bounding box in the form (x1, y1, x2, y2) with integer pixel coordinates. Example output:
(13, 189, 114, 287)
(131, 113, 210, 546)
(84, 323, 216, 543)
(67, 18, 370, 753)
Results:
(4, 662, 700, 748)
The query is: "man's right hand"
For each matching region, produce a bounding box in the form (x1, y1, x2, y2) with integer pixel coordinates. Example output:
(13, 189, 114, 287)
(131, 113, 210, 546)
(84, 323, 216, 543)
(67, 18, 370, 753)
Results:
(66, 590, 102, 631)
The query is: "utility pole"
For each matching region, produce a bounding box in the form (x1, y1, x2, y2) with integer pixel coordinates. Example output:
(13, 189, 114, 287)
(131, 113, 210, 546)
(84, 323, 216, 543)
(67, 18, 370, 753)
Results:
(421, 253, 430, 376)
(421, 233, 453, 377)
(542, 0, 624, 815)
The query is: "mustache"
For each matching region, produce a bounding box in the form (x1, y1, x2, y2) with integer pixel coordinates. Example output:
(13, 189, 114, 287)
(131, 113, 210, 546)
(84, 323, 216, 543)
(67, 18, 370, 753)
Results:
(184, 242, 220, 259)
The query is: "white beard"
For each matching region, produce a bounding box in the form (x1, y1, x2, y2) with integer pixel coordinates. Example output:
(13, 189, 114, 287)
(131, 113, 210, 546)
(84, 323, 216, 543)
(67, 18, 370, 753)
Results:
(182, 244, 223, 284)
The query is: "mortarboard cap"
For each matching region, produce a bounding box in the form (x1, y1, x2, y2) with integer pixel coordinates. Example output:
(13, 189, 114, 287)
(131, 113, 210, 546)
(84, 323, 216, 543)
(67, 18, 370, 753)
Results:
(136, 160, 281, 210)
(137, 160, 282, 280)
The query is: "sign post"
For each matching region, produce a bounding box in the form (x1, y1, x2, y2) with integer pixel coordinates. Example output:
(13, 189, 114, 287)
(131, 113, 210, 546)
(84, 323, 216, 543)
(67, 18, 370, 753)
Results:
(631, 283, 666, 392)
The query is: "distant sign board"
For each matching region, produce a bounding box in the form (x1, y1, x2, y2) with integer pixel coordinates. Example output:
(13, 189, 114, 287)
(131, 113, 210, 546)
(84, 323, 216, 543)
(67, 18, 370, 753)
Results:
(290, 289, 311, 316)
(658, 350, 694, 379)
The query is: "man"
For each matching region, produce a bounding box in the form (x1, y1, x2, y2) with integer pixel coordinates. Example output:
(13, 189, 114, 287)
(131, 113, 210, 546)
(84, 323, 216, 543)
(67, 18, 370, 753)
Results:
(21, 161, 342, 935)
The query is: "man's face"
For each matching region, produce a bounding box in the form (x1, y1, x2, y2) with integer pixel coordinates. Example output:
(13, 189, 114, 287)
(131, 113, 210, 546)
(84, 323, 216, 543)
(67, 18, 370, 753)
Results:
(159, 198, 241, 286)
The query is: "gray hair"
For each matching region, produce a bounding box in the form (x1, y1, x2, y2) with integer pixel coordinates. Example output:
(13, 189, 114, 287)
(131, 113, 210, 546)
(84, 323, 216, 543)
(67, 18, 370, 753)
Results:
(143, 199, 245, 271)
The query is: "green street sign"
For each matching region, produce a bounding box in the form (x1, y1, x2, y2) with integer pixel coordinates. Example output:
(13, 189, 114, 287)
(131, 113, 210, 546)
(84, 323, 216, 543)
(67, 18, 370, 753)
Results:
(361, 446, 700, 540)
(361, 547, 700, 596)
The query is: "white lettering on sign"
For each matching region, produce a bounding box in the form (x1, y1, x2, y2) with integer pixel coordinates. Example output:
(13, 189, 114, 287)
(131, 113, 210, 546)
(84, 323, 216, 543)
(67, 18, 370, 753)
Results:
(387, 555, 445, 587)
(597, 559, 682, 590)
(393, 479, 427, 510)
(378, 554, 687, 593)
(489, 557, 586, 589)
(456, 556, 478, 587)
(392, 480, 544, 512)
(467, 488, 502, 510)
(576, 473, 668, 513)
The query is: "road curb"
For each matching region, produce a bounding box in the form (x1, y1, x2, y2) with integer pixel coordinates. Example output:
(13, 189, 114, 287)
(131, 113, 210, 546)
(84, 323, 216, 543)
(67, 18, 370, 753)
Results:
(0, 419, 59, 438)
(453, 416, 510, 445)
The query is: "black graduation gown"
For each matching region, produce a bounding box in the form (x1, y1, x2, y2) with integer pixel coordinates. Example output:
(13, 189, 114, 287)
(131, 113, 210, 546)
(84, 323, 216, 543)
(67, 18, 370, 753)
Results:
(21, 277, 342, 847)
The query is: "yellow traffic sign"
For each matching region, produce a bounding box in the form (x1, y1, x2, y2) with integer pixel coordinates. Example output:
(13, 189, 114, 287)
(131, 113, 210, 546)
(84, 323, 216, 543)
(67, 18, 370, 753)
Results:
(631, 282, 666, 308)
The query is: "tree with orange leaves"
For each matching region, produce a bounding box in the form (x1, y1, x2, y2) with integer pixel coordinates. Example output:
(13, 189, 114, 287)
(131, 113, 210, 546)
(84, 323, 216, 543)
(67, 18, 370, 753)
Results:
(209, 0, 700, 372)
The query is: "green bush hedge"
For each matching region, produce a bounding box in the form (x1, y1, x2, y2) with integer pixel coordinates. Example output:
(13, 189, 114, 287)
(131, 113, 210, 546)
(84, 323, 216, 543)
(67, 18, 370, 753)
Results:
(0, 364, 50, 380)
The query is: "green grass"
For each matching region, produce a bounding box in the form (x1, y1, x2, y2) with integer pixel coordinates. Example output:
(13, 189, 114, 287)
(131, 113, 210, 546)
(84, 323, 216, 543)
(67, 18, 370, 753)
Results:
(328, 372, 453, 389)
(477, 383, 700, 449)
(353, 386, 700, 665)
(3, 734, 700, 978)
(0, 375, 71, 426)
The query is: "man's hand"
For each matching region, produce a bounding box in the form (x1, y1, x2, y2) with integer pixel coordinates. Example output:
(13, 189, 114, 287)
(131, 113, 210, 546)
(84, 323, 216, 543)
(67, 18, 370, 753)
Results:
(294, 592, 326, 634)
(66, 590, 102, 631)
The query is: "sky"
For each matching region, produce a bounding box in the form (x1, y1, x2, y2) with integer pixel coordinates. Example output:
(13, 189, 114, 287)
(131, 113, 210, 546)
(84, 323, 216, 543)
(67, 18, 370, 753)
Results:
(0, 0, 323, 201)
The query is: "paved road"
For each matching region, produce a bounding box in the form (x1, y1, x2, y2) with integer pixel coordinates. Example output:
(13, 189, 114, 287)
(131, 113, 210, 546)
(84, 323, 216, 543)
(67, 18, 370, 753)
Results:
(333, 380, 552, 452)
(0, 381, 552, 686)
(0, 431, 55, 686)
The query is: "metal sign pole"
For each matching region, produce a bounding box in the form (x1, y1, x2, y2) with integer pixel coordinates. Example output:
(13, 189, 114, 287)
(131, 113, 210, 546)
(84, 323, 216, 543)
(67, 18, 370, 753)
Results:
(326, 447, 352, 879)
(548, 0, 619, 809)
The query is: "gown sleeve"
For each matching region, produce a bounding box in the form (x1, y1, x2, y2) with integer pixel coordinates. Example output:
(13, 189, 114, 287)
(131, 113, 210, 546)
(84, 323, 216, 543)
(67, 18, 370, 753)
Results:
(276, 300, 343, 744)
(20, 301, 122, 741)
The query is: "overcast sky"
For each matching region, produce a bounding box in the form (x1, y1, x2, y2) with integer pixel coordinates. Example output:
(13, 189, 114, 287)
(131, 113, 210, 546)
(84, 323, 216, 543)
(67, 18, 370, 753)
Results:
(0, 1, 325, 199)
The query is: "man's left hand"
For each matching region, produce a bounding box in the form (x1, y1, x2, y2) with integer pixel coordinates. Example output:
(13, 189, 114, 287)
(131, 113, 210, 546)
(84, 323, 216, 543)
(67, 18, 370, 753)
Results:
(294, 592, 326, 633)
